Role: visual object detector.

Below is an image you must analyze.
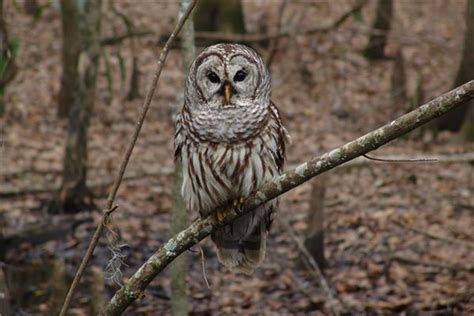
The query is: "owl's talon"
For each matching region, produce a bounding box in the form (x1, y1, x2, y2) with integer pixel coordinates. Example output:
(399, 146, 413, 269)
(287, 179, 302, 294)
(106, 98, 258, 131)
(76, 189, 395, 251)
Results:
(210, 209, 227, 226)
(233, 197, 245, 215)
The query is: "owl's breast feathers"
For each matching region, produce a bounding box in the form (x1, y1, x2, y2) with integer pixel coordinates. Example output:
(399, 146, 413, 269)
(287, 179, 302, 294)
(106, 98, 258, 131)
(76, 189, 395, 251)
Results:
(175, 102, 289, 216)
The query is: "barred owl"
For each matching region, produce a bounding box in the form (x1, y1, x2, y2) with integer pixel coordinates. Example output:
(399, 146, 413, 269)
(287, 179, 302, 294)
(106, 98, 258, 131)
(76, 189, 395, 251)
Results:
(174, 43, 289, 274)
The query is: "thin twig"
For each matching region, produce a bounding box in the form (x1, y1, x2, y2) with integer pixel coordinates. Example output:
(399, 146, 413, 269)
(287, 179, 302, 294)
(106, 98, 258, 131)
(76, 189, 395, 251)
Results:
(391, 220, 474, 250)
(280, 218, 342, 315)
(160, 0, 368, 45)
(3, 151, 474, 198)
(198, 245, 210, 289)
(58, 1, 197, 315)
(363, 153, 438, 163)
(105, 81, 474, 315)
(3, 151, 474, 181)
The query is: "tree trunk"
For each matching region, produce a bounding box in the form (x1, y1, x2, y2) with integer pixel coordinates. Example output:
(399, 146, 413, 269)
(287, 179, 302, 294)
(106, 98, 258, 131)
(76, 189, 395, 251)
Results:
(304, 176, 327, 270)
(435, 0, 474, 135)
(126, 56, 140, 100)
(57, 0, 102, 213)
(363, 0, 393, 60)
(170, 1, 195, 315)
(194, 0, 245, 45)
(0, 0, 17, 116)
(390, 49, 407, 110)
(57, 0, 81, 118)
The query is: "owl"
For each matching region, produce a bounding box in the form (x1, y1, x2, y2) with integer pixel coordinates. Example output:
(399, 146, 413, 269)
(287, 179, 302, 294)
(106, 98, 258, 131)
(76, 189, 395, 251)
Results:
(174, 43, 289, 274)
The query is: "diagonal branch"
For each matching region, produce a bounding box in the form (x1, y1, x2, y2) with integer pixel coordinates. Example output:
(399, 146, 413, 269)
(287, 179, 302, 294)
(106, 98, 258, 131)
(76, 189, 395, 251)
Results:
(106, 81, 474, 315)
(58, 1, 198, 316)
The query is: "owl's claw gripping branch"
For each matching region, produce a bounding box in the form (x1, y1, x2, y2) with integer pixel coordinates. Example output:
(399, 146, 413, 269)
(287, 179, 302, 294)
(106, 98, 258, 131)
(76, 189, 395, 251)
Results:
(210, 197, 245, 226)
(210, 209, 228, 226)
(233, 197, 245, 214)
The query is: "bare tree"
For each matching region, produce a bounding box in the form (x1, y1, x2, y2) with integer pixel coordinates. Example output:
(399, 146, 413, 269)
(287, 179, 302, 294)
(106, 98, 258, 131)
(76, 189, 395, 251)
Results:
(363, 0, 393, 59)
(390, 49, 407, 109)
(304, 176, 327, 269)
(57, 0, 81, 118)
(59, 3, 198, 314)
(56, 0, 102, 212)
(170, 1, 195, 314)
(435, 0, 474, 137)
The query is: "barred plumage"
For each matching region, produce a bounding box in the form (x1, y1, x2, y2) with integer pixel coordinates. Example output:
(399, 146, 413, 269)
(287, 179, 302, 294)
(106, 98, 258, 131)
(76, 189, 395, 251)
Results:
(175, 43, 289, 274)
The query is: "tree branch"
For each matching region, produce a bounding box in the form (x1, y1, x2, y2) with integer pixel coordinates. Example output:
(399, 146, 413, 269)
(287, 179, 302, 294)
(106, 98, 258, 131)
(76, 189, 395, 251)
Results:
(58, 1, 198, 316)
(105, 81, 474, 315)
(100, 30, 154, 46)
(158, 0, 368, 46)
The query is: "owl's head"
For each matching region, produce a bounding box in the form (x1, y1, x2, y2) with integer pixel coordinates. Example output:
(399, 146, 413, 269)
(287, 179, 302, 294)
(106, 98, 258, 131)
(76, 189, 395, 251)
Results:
(185, 43, 271, 109)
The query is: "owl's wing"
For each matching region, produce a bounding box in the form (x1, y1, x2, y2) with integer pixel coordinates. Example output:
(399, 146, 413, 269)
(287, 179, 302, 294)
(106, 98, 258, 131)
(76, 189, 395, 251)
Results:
(269, 101, 290, 172)
(174, 112, 185, 162)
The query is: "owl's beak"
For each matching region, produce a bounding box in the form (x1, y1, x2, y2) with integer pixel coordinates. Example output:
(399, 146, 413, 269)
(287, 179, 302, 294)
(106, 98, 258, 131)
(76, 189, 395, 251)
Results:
(223, 81, 232, 105)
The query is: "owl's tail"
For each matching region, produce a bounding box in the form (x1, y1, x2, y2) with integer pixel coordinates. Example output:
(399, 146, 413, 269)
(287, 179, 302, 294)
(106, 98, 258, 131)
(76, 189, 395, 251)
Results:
(211, 221, 267, 275)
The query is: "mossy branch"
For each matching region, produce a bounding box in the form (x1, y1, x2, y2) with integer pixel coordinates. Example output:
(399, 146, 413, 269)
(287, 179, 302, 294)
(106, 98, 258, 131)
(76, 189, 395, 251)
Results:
(105, 81, 474, 315)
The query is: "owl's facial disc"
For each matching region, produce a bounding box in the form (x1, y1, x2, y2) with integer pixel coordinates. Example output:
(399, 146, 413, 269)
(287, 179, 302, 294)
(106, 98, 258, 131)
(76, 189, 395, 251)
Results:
(191, 48, 266, 109)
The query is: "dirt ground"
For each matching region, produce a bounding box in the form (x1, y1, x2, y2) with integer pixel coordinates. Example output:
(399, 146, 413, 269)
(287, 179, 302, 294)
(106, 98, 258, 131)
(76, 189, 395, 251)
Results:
(1, 0, 473, 315)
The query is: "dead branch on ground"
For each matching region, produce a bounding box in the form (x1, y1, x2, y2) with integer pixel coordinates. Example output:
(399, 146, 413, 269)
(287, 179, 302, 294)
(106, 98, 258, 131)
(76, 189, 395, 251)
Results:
(391, 220, 474, 250)
(390, 255, 474, 273)
(0, 214, 93, 252)
(280, 218, 343, 315)
(105, 81, 474, 315)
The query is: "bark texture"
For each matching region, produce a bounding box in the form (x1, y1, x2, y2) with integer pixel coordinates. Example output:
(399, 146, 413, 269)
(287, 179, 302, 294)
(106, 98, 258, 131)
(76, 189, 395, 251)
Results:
(170, 2, 195, 314)
(105, 81, 474, 315)
(57, 0, 81, 118)
(304, 176, 327, 269)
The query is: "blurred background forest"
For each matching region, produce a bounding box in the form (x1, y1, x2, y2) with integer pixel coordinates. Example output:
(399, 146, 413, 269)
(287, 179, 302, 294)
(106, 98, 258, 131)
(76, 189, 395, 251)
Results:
(0, 0, 473, 315)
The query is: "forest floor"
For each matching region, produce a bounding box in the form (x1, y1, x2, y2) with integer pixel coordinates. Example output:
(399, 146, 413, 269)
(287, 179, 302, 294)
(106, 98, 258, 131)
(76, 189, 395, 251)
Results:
(1, 1, 473, 315)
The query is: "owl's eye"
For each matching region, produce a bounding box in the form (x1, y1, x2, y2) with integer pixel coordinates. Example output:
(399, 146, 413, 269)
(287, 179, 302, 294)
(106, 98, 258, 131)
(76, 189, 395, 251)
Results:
(207, 71, 220, 83)
(233, 70, 247, 82)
